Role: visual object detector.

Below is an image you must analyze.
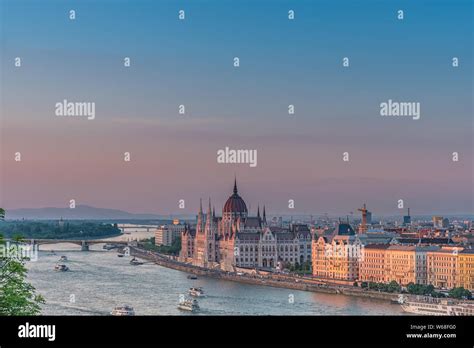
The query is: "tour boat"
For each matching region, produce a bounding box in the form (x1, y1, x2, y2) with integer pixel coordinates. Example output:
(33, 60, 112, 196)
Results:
(54, 264, 69, 272)
(188, 287, 205, 297)
(111, 305, 135, 316)
(187, 274, 198, 280)
(129, 257, 143, 266)
(177, 298, 200, 312)
(59, 255, 68, 262)
(399, 296, 474, 316)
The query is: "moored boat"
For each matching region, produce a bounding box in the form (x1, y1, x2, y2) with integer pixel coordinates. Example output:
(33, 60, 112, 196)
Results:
(111, 305, 135, 316)
(399, 296, 474, 316)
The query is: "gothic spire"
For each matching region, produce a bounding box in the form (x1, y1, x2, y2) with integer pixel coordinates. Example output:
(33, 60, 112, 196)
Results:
(263, 205, 267, 224)
(233, 176, 238, 194)
(197, 198, 204, 233)
(206, 197, 212, 225)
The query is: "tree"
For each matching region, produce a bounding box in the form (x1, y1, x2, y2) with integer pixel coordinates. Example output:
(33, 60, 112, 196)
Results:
(170, 236, 182, 254)
(387, 280, 401, 293)
(407, 282, 438, 296)
(0, 209, 45, 315)
(449, 287, 472, 300)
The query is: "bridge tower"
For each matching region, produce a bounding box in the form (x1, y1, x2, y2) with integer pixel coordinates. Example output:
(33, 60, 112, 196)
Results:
(81, 241, 90, 251)
(31, 239, 39, 251)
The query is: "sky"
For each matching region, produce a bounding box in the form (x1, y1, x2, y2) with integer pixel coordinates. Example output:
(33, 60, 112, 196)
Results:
(0, 0, 473, 216)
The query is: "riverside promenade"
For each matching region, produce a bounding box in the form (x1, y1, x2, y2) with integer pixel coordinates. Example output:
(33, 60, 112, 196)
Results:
(128, 246, 399, 303)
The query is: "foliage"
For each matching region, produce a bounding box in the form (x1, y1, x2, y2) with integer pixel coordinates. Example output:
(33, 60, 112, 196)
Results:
(140, 236, 181, 255)
(0, 220, 121, 239)
(367, 281, 401, 293)
(406, 282, 436, 296)
(0, 209, 45, 315)
(449, 287, 472, 300)
(288, 260, 312, 274)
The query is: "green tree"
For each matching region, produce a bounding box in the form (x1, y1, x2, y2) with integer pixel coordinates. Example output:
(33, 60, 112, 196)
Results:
(387, 280, 401, 293)
(407, 282, 438, 296)
(449, 287, 472, 300)
(0, 209, 45, 315)
(425, 284, 435, 295)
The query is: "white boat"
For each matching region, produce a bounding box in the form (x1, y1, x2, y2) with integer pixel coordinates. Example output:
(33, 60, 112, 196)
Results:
(130, 257, 143, 266)
(59, 256, 68, 262)
(178, 298, 200, 312)
(54, 264, 69, 272)
(111, 305, 135, 316)
(188, 287, 205, 297)
(399, 296, 474, 316)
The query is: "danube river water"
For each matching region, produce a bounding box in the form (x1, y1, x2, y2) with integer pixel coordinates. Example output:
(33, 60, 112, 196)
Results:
(26, 243, 404, 316)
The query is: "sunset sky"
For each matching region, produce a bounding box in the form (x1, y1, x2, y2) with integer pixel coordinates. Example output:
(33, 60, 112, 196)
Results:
(1, 0, 472, 215)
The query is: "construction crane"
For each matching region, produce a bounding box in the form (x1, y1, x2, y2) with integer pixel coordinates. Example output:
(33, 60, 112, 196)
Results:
(358, 203, 368, 233)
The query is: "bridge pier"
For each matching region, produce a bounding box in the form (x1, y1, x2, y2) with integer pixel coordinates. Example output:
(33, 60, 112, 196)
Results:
(81, 241, 89, 251)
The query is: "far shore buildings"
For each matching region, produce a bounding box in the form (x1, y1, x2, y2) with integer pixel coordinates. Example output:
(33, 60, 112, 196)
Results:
(426, 246, 474, 291)
(155, 221, 185, 246)
(179, 179, 312, 271)
(459, 249, 474, 291)
(359, 245, 438, 286)
(357, 245, 474, 291)
(178, 179, 474, 291)
(312, 226, 474, 290)
(311, 222, 361, 281)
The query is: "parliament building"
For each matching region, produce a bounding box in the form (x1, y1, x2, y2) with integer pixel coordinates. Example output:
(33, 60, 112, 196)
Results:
(179, 179, 312, 271)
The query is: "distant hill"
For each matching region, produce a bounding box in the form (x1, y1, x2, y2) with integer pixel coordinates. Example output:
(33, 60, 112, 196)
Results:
(6, 205, 167, 220)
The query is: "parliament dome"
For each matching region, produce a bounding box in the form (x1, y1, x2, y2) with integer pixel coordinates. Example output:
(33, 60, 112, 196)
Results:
(223, 179, 248, 214)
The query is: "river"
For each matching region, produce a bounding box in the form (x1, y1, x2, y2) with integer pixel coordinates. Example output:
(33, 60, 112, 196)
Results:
(25, 242, 404, 316)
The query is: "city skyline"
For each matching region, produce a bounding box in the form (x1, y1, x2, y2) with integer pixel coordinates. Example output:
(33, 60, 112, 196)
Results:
(3, 178, 474, 218)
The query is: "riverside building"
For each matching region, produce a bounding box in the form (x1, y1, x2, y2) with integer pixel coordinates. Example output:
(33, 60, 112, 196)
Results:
(179, 179, 312, 271)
